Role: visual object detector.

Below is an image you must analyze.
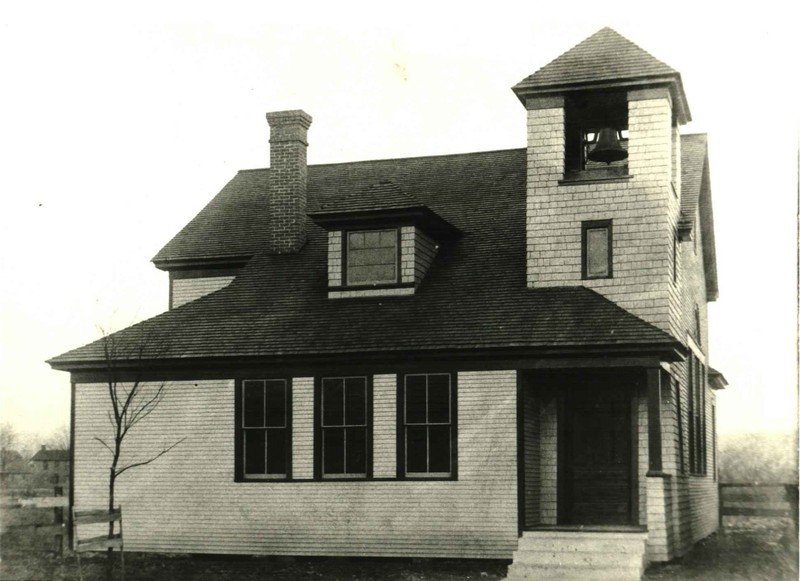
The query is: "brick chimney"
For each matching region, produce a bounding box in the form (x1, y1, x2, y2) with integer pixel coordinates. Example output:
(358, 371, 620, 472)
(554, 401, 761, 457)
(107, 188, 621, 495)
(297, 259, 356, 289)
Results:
(266, 110, 313, 253)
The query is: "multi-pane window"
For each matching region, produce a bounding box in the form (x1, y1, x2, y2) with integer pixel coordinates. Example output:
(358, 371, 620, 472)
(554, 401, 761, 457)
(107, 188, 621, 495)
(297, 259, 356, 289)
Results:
(346, 229, 398, 286)
(401, 374, 455, 478)
(582, 220, 612, 279)
(687, 355, 706, 475)
(712, 404, 717, 481)
(694, 305, 702, 344)
(241, 379, 289, 479)
(319, 377, 370, 478)
(676, 379, 685, 475)
(673, 231, 678, 283)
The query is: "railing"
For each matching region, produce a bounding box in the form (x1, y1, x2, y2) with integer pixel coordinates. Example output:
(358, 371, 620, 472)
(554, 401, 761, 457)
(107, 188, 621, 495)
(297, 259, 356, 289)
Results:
(719, 482, 798, 529)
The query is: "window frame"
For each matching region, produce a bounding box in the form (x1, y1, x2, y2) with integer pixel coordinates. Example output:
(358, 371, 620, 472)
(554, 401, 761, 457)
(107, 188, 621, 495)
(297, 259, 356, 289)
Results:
(672, 230, 679, 284)
(694, 305, 702, 345)
(343, 228, 401, 288)
(234, 378, 293, 482)
(675, 378, 686, 475)
(687, 355, 707, 476)
(563, 91, 629, 178)
(314, 376, 373, 480)
(581, 220, 613, 280)
(396, 372, 458, 480)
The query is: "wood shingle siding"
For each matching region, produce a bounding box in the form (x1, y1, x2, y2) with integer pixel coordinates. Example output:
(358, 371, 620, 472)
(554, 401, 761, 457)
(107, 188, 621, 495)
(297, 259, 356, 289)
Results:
(525, 92, 676, 334)
(414, 227, 438, 285)
(538, 397, 558, 525)
(521, 391, 541, 527)
(171, 276, 235, 309)
(73, 370, 518, 558)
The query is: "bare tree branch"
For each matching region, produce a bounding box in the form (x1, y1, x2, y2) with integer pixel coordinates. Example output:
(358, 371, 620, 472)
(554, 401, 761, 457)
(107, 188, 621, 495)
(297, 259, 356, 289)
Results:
(93, 437, 114, 455)
(124, 384, 166, 435)
(114, 438, 185, 478)
(94, 325, 183, 557)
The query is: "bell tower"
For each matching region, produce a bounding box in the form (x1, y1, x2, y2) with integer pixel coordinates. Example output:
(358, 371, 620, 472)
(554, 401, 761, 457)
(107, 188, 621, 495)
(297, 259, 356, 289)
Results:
(513, 28, 690, 335)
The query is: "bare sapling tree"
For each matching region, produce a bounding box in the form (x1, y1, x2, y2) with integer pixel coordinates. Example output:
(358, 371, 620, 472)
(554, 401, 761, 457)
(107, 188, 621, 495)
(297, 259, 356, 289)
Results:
(93, 329, 184, 554)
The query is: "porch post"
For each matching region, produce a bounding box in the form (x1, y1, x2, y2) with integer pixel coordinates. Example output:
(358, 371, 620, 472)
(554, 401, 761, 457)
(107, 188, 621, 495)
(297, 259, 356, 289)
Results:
(646, 367, 665, 476)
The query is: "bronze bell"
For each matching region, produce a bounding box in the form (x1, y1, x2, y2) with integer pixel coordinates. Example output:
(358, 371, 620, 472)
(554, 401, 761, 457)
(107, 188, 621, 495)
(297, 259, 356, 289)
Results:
(587, 128, 628, 164)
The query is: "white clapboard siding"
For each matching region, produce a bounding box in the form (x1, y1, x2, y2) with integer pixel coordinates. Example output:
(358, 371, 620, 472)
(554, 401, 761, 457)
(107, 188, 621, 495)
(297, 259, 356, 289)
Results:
(74, 370, 518, 558)
(171, 276, 235, 309)
(292, 377, 314, 479)
(372, 374, 397, 478)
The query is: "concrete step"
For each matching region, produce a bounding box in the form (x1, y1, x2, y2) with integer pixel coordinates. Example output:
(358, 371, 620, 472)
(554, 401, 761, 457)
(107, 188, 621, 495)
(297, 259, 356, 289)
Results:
(505, 562, 643, 581)
(517, 536, 646, 553)
(504, 532, 648, 581)
(510, 548, 644, 568)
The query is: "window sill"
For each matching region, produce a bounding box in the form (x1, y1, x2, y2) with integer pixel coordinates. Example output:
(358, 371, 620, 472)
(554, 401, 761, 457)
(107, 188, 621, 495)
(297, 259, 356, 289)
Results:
(234, 477, 458, 483)
(328, 286, 415, 299)
(333, 281, 415, 291)
(560, 168, 632, 186)
(237, 476, 291, 483)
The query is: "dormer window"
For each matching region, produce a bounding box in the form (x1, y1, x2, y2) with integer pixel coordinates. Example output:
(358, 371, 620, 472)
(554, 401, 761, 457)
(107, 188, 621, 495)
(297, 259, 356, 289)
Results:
(346, 229, 399, 286)
(308, 180, 461, 299)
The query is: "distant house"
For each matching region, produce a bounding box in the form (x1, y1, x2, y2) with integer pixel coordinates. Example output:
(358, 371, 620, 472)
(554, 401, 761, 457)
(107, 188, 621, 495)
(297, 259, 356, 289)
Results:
(49, 28, 726, 580)
(0, 449, 32, 495)
(30, 445, 70, 492)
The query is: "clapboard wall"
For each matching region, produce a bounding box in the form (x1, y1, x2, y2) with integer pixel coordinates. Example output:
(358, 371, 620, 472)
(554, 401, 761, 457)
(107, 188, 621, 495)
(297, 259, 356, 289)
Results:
(73, 370, 519, 558)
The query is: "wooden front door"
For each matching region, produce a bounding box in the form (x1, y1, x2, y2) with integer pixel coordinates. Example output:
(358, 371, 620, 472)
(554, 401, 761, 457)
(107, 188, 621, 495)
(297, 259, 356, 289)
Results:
(562, 386, 633, 525)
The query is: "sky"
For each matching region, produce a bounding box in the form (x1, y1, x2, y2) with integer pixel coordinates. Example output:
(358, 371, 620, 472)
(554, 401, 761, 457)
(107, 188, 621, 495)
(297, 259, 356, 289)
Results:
(0, 1, 797, 441)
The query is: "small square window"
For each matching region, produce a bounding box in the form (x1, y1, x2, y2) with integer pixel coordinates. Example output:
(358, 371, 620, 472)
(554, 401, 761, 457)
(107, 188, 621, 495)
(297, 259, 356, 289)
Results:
(346, 229, 398, 286)
(582, 220, 612, 279)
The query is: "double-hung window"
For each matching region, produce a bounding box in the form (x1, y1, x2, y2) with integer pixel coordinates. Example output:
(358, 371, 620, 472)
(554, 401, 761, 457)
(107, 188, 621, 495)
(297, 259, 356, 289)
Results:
(687, 355, 707, 475)
(239, 379, 290, 480)
(399, 373, 456, 478)
(317, 377, 371, 478)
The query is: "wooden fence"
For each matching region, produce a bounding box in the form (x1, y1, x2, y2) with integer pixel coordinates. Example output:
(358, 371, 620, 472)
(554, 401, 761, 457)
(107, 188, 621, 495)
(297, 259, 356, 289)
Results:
(719, 482, 798, 528)
(0, 493, 69, 556)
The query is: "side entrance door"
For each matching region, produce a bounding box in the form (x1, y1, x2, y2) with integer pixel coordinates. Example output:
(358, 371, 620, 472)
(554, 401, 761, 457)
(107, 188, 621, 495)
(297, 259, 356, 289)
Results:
(562, 385, 633, 525)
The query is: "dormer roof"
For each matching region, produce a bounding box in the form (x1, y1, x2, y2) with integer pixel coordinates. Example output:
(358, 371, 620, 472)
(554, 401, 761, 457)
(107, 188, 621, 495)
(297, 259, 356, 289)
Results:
(512, 27, 690, 123)
(308, 179, 461, 239)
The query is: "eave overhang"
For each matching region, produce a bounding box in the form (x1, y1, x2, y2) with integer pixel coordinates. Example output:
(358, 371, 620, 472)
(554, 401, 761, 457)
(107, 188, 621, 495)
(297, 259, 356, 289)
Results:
(512, 74, 691, 125)
(151, 254, 253, 272)
(708, 367, 728, 390)
(49, 341, 686, 381)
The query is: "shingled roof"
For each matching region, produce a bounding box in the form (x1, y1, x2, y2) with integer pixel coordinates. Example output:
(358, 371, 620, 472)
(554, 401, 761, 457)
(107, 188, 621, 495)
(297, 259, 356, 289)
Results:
(50, 146, 692, 370)
(30, 448, 69, 462)
(512, 27, 690, 123)
(680, 134, 719, 300)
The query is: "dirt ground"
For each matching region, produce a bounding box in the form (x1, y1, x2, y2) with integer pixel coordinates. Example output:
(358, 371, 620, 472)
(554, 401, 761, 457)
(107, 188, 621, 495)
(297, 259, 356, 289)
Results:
(1, 518, 796, 580)
(643, 517, 798, 581)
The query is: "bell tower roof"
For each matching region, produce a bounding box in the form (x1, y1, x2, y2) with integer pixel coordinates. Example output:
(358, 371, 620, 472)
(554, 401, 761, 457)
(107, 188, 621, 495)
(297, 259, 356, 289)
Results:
(513, 27, 690, 123)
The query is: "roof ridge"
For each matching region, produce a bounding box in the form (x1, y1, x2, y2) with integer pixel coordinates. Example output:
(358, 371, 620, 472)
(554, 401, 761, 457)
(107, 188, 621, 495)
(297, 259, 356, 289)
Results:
(513, 27, 678, 93)
(236, 147, 526, 173)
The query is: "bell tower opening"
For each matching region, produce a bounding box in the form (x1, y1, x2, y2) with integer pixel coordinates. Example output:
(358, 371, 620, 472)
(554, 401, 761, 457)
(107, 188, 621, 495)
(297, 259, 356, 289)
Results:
(564, 90, 628, 180)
